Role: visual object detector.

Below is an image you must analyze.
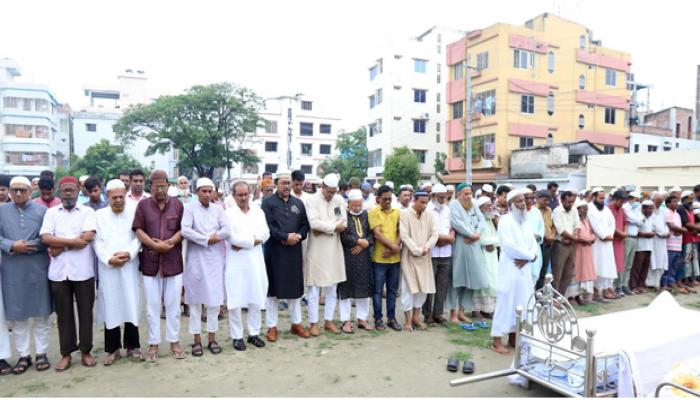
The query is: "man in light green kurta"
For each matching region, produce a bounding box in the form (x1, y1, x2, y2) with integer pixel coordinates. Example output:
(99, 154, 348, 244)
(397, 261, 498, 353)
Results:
(474, 196, 499, 319)
(447, 184, 488, 323)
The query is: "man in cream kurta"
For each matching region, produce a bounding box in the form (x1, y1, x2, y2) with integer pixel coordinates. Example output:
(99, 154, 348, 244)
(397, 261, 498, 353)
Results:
(647, 192, 670, 288)
(305, 174, 347, 335)
(399, 190, 439, 331)
(587, 188, 618, 300)
(94, 180, 143, 364)
(225, 181, 270, 351)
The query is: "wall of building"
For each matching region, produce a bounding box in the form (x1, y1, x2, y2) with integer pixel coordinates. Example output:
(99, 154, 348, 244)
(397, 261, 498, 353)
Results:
(629, 132, 700, 153)
(641, 107, 694, 140)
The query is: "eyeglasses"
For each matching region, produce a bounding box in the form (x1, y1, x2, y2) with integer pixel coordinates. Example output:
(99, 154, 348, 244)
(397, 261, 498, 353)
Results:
(152, 186, 168, 191)
(10, 188, 28, 194)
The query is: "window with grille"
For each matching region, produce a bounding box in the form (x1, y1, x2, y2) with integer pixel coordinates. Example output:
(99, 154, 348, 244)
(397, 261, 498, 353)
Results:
(301, 165, 313, 174)
(301, 101, 312, 111)
(2, 97, 19, 108)
(320, 144, 332, 155)
(265, 142, 278, 152)
(548, 51, 554, 73)
(413, 150, 426, 164)
(300, 123, 313, 136)
(520, 95, 534, 114)
(265, 120, 278, 134)
(453, 65, 464, 80)
(265, 164, 278, 173)
(477, 51, 489, 71)
(603, 146, 615, 154)
(519, 137, 534, 148)
(605, 108, 616, 125)
(452, 102, 463, 119)
(513, 49, 533, 70)
(320, 124, 331, 134)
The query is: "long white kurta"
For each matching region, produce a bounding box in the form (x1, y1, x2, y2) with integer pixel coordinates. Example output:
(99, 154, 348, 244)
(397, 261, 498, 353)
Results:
(304, 192, 347, 287)
(0, 269, 11, 359)
(649, 209, 669, 271)
(587, 203, 617, 279)
(94, 206, 142, 329)
(225, 203, 270, 309)
(491, 213, 539, 337)
(527, 207, 544, 281)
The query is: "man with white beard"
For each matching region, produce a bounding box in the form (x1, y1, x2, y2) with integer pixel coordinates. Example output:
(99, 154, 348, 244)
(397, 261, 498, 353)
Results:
(474, 197, 499, 320)
(646, 193, 670, 289)
(490, 190, 538, 356)
(587, 188, 618, 301)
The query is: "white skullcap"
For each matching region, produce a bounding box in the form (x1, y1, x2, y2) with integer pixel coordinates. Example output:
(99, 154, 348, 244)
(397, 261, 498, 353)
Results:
(105, 179, 125, 192)
(196, 178, 214, 189)
(591, 187, 604, 194)
(506, 184, 515, 189)
(432, 184, 447, 194)
(629, 191, 641, 199)
(482, 184, 493, 192)
(609, 188, 618, 196)
(568, 188, 578, 194)
(385, 181, 394, 189)
(422, 182, 433, 189)
(9, 176, 31, 188)
(475, 189, 482, 197)
(31, 177, 39, 182)
(276, 170, 291, 179)
(167, 186, 178, 197)
(79, 175, 89, 182)
(373, 183, 380, 189)
(404, 184, 414, 190)
(575, 198, 588, 208)
(316, 178, 324, 185)
(670, 186, 682, 192)
(446, 185, 455, 191)
(506, 189, 521, 203)
(660, 190, 668, 196)
(347, 189, 363, 201)
(217, 187, 224, 193)
(177, 175, 188, 182)
(681, 190, 693, 199)
(323, 174, 339, 188)
(641, 200, 654, 207)
(476, 196, 491, 208)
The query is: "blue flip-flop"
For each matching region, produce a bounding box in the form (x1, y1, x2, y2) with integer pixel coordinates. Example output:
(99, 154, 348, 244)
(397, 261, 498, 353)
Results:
(475, 321, 490, 329)
(459, 323, 478, 331)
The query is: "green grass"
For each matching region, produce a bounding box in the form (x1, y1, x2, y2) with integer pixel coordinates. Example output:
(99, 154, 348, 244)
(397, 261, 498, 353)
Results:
(350, 374, 358, 378)
(24, 382, 49, 393)
(93, 346, 104, 354)
(384, 376, 392, 381)
(448, 350, 474, 360)
(576, 302, 602, 316)
(73, 376, 87, 383)
(443, 322, 492, 348)
(317, 340, 337, 350)
(687, 302, 700, 310)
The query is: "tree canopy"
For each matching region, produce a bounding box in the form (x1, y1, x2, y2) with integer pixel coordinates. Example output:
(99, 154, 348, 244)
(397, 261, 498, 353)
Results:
(434, 152, 449, 184)
(317, 126, 368, 182)
(114, 82, 264, 179)
(55, 139, 148, 181)
(382, 146, 420, 191)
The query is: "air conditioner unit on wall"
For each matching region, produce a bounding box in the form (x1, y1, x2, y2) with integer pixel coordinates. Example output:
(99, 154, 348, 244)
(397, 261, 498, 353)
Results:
(420, 113, 430, 119)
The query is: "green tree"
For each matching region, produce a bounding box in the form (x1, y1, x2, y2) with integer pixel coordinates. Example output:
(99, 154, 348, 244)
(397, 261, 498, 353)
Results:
(434, 152, 449, 184)
(382, 146, 420, 191)
(54, 139, 148, 181)
(114, 82, 264, 179)
(317, 126, 368, 182)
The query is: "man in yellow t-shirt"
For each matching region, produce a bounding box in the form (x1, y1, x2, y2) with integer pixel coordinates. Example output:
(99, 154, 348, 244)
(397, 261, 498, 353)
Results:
(368, 185, 402, 331)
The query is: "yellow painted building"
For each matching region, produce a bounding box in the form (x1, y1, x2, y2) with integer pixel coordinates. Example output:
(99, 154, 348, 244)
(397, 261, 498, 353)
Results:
(443, 13, 632, 184)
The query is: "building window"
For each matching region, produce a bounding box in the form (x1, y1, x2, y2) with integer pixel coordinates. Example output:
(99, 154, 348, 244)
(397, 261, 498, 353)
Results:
(369, 95, 375, 109)
(519, 137, 534, 148)
(547, 92, 554, 116)
(413, 120, 426, 133)
(60, 119, 69, 132)
(436, 104, 441, 113)
(265, 164, 278, 173)
(633, 144, 639, 153)
(375, 118, 382, 134)
(413, 89, 427, 103)
(86, 123, 97, 132)
(452, 102, 463, 119)
(437, 33, 442, 42)
(375, 88, 383, 105)
(4, 151, 49, 167)
(437, 75, 441, 84)
(436, 134, 440, 143)
(580, 35, 586, 49)
(605, 108, 616, 125)
(436, 122, 441, 132)
(578, 114, 585, 129)
(320, 124, 331, 134)
(265, 142, 278, 152)
(453, 64, 464, 80)
(477, 51, 489, 71)
(23, 99, 32, 111)
(298, 165, 312, 175)
(603, 146, 615, 154)
(480, 133, 496, 160)
(648, 145, 657, 152)
(265, 120, 278, 134)
(368, 149, 382, 168)
(414, 59, 427, 73)
(300, 143, 313, 156)
(437, 45, 441, 54)
(413, 150, 426, 164)
(452, 141, 463, 158)
(579, 75, 586, 90)
(520, 95, 534, 114)
(320, 144, 332, 155)
(35, 99, 48, 112)
(4, 124, 49, 139)
(625, 111, 630, 127)
(370, 65, 378, 81)
(369, 124, 375, 137)
(513, 49, 533, 70)
(605, 69, 617, 87)
(548, 51, 554, 73)
(301, 101, 312, 111)
(437, 63, 441, 72)
(300, 122, 313, 136)
(473, 89, 496, 115)
(2, 97, 19, 108)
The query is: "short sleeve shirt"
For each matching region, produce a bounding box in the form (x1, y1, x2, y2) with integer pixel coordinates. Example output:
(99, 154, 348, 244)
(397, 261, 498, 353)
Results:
(368, 205, 401, 264)
(665, 209, 683, 251)
(40, 203, 97, 282)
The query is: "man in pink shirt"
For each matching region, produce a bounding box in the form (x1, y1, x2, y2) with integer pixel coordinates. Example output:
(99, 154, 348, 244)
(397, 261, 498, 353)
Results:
(33, 177, 61, 208)
(606, 191, 628, 298)
(125, 169, 150, 206)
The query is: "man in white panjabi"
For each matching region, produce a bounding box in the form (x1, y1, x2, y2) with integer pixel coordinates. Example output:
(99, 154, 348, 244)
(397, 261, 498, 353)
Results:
(646, 192, 670, 288)
(587, 187, 618, 300)
(225, 181, 270, 350)
(490, 190, 538, 356)
(305, 174, 347, 335)
(94, 180, 144, 364)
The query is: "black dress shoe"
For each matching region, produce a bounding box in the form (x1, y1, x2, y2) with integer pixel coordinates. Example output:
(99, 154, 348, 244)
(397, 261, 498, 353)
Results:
(233, 339, 246, 351)
(622, 287, 634, 296)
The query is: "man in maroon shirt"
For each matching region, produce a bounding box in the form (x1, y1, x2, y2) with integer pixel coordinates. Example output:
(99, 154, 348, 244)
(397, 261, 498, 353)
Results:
(132, 169, 186, 362)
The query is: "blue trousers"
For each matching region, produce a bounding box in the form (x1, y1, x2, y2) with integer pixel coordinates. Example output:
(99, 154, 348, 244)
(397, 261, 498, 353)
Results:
(372, 262, 400, 321)
(661, 251, 681, 287)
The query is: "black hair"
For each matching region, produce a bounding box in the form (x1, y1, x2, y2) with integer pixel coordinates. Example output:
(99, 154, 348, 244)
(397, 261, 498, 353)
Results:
(496, 185, 511, 196)
(560, 191, 575, 201)
(526, 184, 537, 192)
(665, 195, 677, 205)
(694, 184, 700, 193)
(38, 176, 55, 190)
(85, 177, 101, 191)
(547, 181, 559, 189)
(0, 175, 10, 188)
(398, 187, 411, 196)
(291, 170, 305, 182)
(377, 185, 392, 197)
(119, 171, 130, 178)
(536, 190, 551, 199)
(338, 182, 348, 191)
(130, 169, 145, 179)
(262, 172, 273, 178)
(612, 190, 627, 201)
(39, 170, 54, 179)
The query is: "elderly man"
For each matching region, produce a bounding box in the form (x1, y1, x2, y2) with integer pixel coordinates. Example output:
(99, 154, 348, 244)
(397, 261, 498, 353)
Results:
(551, 191, 580, 296)
(474, 196, 498, 320)
(226, 181, 269, 349)
(490, 190, 538, 356)
(629, 201, 656, 293)
(305, 174, 347, 335)
(177, 176, 195, 204)
(448, 184, 487, 324)
(608, 191, 629, 298)
(646, 193, 670, 289)
(181, 178, 230, 355)
(262, 170, 311, 340)
(422, 184, 455, 326)
(525, 190, 544, 284)
(616, 191, 643, 296)
(0, 176, 51, 373)
(399, 190, 438, 331)
(33, 176, 61, 208)
(361, 182, 375, 210)
(132, 169, 186, 362)
(31, 177, 40, 193)
(77, 175, 90, 204)
(588, 188, 618, 301)
(534, 190, 555, 289)
(446, 185, 455, 205)
(573, 199, 596, 304)
(126, 169, 150, 205)
(338, 189, 375, 333)
(94, 180, 144, 364)
(40, 176, 98, 371)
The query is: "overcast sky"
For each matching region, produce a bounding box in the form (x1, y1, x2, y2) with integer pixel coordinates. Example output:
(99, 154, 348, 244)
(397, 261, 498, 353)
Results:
(3, 0, 699, 131)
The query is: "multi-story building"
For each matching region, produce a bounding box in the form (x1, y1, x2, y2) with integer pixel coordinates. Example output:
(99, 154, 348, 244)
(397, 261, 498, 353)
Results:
(0, 58, 64, 177)
(366, 26, 467, 183)
(227, 95, 341, 184)
(444, 14, 632, 184)
(55, 104, 72, 170)
(629, 107, 699, 153)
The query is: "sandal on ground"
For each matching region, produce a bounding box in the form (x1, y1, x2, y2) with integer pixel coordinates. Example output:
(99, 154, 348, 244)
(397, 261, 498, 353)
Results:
(191, 342, 203, 357)
(459, 322, 478, 331)
(103, 352, 122, 366)
(35, 354, 50, 372)
(374, 319, 385, 330)
(462, 359, 475, 374)
(55, 360, 72, 372)
(145, 352, 158, 363)
(386, 320, 402, 331)
(0, 359, 12, 376)
(357, 321, 374, 331)
(475, 321, 490, 329)
(447, 358, 459, 372)
(247, 335, 265, 348)
(81, 358, 97, 368)
(341, 323, 355, 334)
(171, 348, 187, 359)
(126, 349, 145, 361)
(207, 341, 222, 355)
(12, 356, 32, 375)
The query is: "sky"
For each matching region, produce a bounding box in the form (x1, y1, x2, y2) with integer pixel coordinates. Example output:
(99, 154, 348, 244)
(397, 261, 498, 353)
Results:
(2, 0, 699, 131)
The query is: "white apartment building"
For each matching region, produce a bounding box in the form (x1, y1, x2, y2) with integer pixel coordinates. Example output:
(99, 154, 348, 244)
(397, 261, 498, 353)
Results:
(228, 95, 341, 183)
(0, 58, 64, 177)
(73, 71, 176, 176)
(366, 26, 467, 183)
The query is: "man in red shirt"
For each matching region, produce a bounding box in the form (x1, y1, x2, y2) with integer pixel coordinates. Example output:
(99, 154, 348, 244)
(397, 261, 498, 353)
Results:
(677, 191, 700, 291)
(607, 191, 628, 298)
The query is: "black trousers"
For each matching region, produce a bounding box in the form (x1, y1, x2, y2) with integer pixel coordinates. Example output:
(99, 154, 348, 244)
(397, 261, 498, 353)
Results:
(105, 323, 140, 354)
(50, 278, 95, 356)
(536, 244, 553, 290)
(422, 257, 451, 317)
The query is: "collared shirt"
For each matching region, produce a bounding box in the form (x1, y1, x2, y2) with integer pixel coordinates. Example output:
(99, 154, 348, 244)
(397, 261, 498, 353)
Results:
(665, 209, 683, 251)
(637, 214, 655, 252)
(534, 203, 553, 238)
(126, 191, 150, 206)
(548, 195, 560, 210)
(178, 194, 197, 204)
(33, 196, 61, 208)
(132, 195, 184, 277)
(40, 203, 97, 282)
(552, 204, 581, 241)
(492, 202, 509, 216)
(84, 200, 108, 212)
(368, 205, 401, 264)
(428, 201, 452, 258)
(677, 204, 699, 244)
(362, 194, 376, 211)
(622, 202, 644, 237)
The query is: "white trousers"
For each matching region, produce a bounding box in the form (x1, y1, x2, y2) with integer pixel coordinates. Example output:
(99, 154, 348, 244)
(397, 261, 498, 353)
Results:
(646, 269, 664, 287)
(11, 317, 51, 356)
(266, 297, 302, 327)
(188, 304, 219, 335)
(143, 274, 183, 345)
(307, 285, 337, 323)
(595, 277, 613, 291)
(339, 298, 370, 322)
(229, 304, 262, 339)
(400, 276, 428, 312)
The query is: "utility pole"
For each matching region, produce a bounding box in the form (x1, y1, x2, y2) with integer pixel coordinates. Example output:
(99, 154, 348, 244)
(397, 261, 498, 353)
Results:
(463, 53, 473, 185)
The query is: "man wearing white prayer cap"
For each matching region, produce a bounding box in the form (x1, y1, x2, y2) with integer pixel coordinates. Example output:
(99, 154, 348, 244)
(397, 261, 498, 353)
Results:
(617, 191, 643, 295)
(628, 199, 657, 294)
(77, 174, 90, 204)
(481, 184, 494, 199)
(181, 176, 231, 354)
(305, 174, 347, 335)
(445, 184, 455, 205)
(372, 182, 380, 199)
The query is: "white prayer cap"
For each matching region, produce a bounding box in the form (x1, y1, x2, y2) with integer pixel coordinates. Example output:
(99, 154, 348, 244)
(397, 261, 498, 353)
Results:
(276, 170, 292, 179)
(568, 188, 578, 195)
(476, 196, 491, 208)
(403, 184, 414, 190)
(660, 190, 668, 196)
(167, 186, 178, 197)
(316, 178, 324, 185)
(506, 189, 521, 203)
(105, 179, 125, 192)
(323, 174, 339, 188)
(575, 198, 588, 208)
(506, 184, 515, 189)
(432, 184, 447, 194)
(385, 181, 394, 189)
(347, 189, 363, 201)
(31, 177, 39, 183)
(79, 175, 89, 182)
(641, 200, 655, 207)
(373, 183, 380, 189)
(609, 188, 617, 196)
(670, 186, 682, 192)
(177, 175, 188, 183)
(482, 184, 494, 192)
(9, 176, 31, 188)
(629, 191, 641, 199)
(681, 190, 693, 199)
(421, 182, 433, 189)
(218, 187, 224, 194)
(196, 177, 214, 189)
(591, 187, 604, 194)
(475, 189, 482, 197)
(446, 185, 455, 191)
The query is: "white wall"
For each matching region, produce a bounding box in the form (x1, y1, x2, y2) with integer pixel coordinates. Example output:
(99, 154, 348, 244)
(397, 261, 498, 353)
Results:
(629, 132, 700, 153)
